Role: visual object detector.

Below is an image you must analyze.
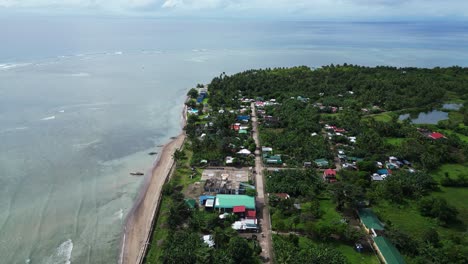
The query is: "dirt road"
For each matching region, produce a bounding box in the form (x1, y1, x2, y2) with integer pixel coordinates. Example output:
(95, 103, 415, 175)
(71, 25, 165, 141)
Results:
(251, 102, 274, 263)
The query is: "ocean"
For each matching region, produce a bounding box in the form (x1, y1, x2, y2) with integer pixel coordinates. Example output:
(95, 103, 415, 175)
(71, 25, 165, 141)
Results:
(0, 17, 467, 264)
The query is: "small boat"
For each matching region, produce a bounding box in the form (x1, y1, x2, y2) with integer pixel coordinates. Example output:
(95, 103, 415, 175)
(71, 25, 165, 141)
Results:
(148, 152, 158, 156)
(130, 172, 144, 176)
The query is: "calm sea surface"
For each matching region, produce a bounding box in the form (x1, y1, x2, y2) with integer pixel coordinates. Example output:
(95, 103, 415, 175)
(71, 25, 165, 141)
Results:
(0, 17, 467, 263)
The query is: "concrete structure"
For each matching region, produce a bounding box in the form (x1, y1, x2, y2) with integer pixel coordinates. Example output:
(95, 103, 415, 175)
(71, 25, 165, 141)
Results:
(202, 169, 250, 194)
(372, 236, 406, 264)
(358, 208, 385, 234)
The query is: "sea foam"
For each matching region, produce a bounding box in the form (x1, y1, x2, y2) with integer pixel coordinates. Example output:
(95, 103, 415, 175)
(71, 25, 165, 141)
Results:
(44, 239, 73, 264)
(41, 116, 56, 121)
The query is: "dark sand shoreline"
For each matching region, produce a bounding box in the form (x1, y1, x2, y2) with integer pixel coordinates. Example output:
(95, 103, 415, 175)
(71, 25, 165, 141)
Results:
(119, 102, 187, 264)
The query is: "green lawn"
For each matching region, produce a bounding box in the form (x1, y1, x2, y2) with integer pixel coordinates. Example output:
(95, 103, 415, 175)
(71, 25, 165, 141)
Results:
(335, 243, 380, 264)
(317, 198, 342, 224)
(144, 196, 172, 263)
(372, 163, 468, 239)
(431, 163, 467, 182)
(430, 164, 468, 234)
(439, 129, 468, 143)
(371, 112, 393, 122)
(298, 235, 379, 264)
(373, 201, 438, 238)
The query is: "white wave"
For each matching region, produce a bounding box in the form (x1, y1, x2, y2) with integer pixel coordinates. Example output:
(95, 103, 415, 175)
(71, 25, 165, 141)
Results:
(25, 258, 30, 264)
(73, 139, 100, 150)
(0, 63, 32, 71)
(58, 110, 65, 113)
(69, 72, 90, 77)
(0, 126, 30, 134)
(41, 116, 56, 121)
(114, 208, 124, 220)
(186, 57, 207, 63)
(114, 51, 123, 55)
(44, 239, 73, 264)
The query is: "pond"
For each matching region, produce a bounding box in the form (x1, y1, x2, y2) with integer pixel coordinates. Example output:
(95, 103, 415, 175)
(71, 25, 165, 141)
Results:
(442, 103, 463, 110)
(399, 110, 449, 124)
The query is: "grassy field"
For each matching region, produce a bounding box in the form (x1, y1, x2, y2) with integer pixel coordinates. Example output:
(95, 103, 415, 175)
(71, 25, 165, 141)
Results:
(370, 112, 393, 122)
(298, 234, 379, 264)
(431, 163, 467, 182)
(430, 164, 468, 235)
(372, 163, 468, 240)
(317, 198, 342, 224)
(144, 196, 172, 263)
(373, 201, 438, 238)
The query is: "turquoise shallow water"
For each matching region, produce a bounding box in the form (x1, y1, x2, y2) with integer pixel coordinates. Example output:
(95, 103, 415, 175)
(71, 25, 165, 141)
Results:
(0, 19, 467, 263)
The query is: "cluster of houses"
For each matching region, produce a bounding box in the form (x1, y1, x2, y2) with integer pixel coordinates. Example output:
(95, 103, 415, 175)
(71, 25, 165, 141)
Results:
(314, 102, 343, 113)
(371, 156, 414, 181)
(324, 123, 357, 143)
(358, 208, 406, 264)
(198, 192, 258, 232)
(192, 168, 259, 247)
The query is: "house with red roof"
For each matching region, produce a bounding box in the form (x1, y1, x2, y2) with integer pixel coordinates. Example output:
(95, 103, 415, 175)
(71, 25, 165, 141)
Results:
(428, 132, 446, 140)
(323, 169, 337, 183)
(246, 210, 256, 219)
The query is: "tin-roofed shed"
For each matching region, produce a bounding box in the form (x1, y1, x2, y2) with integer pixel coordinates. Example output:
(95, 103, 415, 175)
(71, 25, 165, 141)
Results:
(214, 194, 255, 211)
(358, 208, 385, 233)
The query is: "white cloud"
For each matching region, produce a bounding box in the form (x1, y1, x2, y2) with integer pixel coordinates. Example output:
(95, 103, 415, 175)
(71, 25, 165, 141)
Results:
(0, 0, 467, 19)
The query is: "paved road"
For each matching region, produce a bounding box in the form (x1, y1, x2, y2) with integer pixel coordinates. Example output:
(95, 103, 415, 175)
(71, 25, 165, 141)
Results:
(251, 103, 273, 263)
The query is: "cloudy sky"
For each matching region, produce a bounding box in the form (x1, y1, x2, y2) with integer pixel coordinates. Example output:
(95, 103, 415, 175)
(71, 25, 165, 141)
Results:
(0, 0, 467, 20)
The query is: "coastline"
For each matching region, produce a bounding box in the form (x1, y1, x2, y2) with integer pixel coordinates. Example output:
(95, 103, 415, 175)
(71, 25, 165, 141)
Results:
(120, 101, 187, 264)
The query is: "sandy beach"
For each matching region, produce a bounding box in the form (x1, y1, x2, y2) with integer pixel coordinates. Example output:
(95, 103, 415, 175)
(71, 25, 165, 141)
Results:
(120, 105, 187, 264)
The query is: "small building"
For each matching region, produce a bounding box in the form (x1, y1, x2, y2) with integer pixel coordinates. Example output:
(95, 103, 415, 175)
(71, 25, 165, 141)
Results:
(225, 156, 234, 165)
(199, 195, 216, 205)
(233, 206, 246, 218)
(323, 169, 337, 183)
(214, 194, 256, 211)
(231, 123, 241, 131)
(246, 210, 256, 219)
(428, 132, 446, 140)
(232, 219, 258, 232)
(237, 115, 250, 122)
(205, 199, 215, 209)
(238, 129, 248, 135)
(357, 208, 385, 234)
(303, 161, 312, 168)
(237, 149, 251, 155)
(262, 147, 273, 153)
(184, 199, 197, 209)
(372, 236, 406, 264)
(264, 155, 282, 165)
(377, 169, 392, 176)
(371, 174, 384, 181)
(314, 158, 329, 168)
